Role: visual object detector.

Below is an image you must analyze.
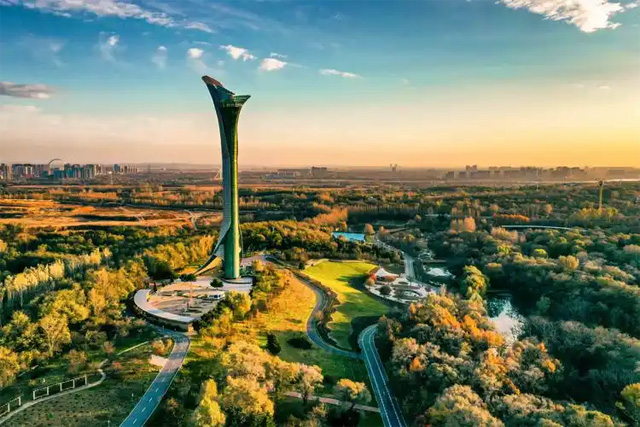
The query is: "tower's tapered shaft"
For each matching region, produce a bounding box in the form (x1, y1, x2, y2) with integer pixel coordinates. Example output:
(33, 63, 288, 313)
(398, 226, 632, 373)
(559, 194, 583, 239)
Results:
(196, 76, 250, 280)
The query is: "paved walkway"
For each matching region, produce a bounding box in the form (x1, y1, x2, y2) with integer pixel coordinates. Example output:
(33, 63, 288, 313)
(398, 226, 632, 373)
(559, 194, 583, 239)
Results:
(0, 360, 107, 425)
(359, 325, 407, 427)
(120, 331, 190, 427)
(283, 391, 379, 413)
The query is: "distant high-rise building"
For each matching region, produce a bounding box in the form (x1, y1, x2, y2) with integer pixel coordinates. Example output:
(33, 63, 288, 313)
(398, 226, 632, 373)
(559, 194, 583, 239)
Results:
(0, 163, 11, 181)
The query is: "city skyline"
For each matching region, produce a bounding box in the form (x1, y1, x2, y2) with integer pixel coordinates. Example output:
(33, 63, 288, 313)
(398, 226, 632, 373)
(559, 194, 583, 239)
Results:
(1, 0, 639, 167)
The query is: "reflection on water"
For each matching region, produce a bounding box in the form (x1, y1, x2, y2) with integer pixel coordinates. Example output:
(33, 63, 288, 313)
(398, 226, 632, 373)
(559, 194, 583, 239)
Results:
(332, 232, 366, 242)
(487, 295, 524, 344)
(426, 267, 453, 277)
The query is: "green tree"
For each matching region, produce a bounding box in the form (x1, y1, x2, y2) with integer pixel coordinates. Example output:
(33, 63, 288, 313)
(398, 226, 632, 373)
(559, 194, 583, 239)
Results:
(460, 265, 488, 298)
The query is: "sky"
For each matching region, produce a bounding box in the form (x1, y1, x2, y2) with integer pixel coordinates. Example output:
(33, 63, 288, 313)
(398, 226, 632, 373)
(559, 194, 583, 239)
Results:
(0, 0, 639, 168)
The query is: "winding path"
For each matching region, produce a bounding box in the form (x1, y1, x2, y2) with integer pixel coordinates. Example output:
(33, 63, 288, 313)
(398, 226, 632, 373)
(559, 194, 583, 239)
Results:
(296, 275, 362, 359)
(120, 330, 190, 427)
(0, 361, 107, 425)
(296, 271, 407, 427)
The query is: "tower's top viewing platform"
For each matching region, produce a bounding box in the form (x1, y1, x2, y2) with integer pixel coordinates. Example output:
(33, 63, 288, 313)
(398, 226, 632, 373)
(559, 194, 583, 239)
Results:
(202, 75, 250, 106)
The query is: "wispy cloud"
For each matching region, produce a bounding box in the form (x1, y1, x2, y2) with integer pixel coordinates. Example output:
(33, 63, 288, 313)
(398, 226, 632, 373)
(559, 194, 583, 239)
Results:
(259, 58, 287, 72)
(152, 45, 168, 70)
(0, 104, 41, 113)
(98, 33, 119, 62)
(270, 52, 287, 59)
(220, 44, 255, 61)
(498, 0, 630, 32)
(0, 82, 54, 99)
(1, 0, 213, 33)
(18, 35, 65, 67)
(319, 68, 360, 78)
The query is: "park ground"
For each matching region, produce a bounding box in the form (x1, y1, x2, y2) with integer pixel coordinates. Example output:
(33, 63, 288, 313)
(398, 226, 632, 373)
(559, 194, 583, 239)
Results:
(184, 270, 382, 425)
(4, 336, 168, 426)
(1, 325, 171, 426)
(303, 260, 388, 350)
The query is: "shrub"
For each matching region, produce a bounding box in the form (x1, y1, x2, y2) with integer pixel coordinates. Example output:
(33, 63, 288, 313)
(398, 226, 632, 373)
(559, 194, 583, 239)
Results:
(380, 285, 392, 296)
(287, 336, 313, 350)
(266, 333, 281, 355)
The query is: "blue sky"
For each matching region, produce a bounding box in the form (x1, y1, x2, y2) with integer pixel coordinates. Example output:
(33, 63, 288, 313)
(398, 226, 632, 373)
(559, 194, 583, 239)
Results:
(0, 0, 638, 167)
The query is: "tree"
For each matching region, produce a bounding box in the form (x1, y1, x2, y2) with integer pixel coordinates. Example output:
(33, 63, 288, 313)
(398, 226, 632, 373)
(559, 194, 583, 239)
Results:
(428, 385, 503, 426)
(265, 358, 299, 403)
(380, 285, 392, 296)
(334, 379, 371, 410)
(103, 341, 116, 358)
(39, 313, 71, 357)
(532, 248, 548, 258)
(295, 364, 323, 405)
(364, 224, 375, 235)
(617, 383, 640, 425)
(194, 379, 226, 427)
(252, 259, 265, 273)
(180, 273, 197, 282)
(460, 265, 488, 298)
(558, 255, 579, 270)
(221, 376, 274, 424)
(266, 333, 281, 355)
(210, 278, 224, 288)
(365, 277, 375, 287)
(0, 346, 21, 388)
(66, 349, 87, 374)
(226, 291, 252, 320)
(543, 204, 553, 216)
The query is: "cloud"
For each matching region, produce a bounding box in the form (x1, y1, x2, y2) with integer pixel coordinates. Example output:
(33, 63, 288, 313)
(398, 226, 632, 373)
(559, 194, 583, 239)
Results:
(498, 0, 630, 32)
(0, 82, 54, 99)
(1, 0, 213, 33)
(0, 104, 41, 113)
(220, 44, 255, 61)
(270, 52, 287, 58)
(98, 33, 119, 62)
(187, 48, 204, 59)
(184, 21, 214, 33)
(259, 58, 287, 72)
(186, 48, 208, 73)
(319, 68, 360, 78)
(152, 46, 168, 69)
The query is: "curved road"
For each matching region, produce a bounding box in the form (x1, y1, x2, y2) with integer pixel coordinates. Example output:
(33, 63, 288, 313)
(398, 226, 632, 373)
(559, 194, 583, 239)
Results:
(120, 331, 190, 427)
(296, 272, 406, 427)
(359, 325, 407, 427)
(297, 274, 362, 359)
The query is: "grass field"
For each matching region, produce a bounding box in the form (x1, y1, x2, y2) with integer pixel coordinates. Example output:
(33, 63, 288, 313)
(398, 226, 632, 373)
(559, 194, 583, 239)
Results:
(188, 271, 370, 383)
(5, 343, 159, 426)
(304, 260, 388, 349)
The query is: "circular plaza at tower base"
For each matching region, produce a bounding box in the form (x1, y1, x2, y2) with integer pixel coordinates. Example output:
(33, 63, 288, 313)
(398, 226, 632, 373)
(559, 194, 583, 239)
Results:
(133, 289, 195, 331)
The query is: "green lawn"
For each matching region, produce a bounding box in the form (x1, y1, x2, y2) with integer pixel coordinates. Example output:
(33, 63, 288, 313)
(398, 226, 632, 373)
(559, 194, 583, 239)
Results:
(304, 260, 388, 349)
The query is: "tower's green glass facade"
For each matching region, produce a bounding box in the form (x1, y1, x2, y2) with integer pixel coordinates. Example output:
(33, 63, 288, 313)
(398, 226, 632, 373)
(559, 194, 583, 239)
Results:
(197, 76, 250, 279)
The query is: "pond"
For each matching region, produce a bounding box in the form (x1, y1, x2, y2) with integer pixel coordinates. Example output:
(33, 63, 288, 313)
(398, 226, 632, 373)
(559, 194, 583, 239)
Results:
(424, 263, 524, 343)
(332, 232, 366, 242)
(425, 267, 453, 277)
(487, 294, 525, 344)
